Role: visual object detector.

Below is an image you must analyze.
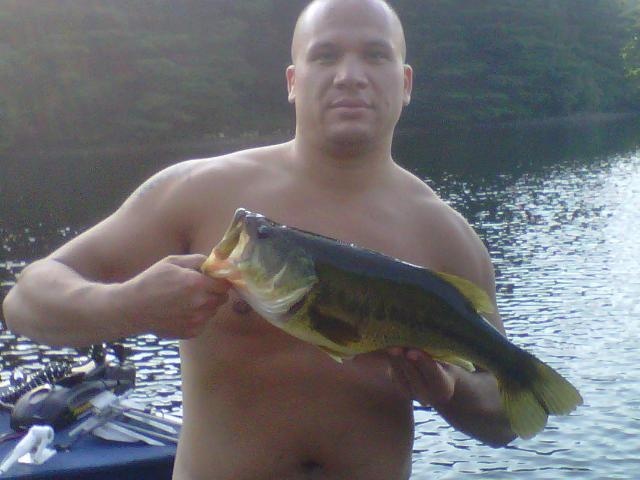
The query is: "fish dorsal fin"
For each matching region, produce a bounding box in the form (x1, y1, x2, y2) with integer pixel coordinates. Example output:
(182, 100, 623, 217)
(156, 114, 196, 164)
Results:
(434, 272, 495, 315)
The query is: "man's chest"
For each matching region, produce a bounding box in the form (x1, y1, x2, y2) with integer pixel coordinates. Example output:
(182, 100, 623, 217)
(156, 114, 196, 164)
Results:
(190, 178, 445, 271)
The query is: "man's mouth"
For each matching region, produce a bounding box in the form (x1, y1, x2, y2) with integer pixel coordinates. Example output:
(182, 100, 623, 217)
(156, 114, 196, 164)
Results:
(329, 99, 372, 109)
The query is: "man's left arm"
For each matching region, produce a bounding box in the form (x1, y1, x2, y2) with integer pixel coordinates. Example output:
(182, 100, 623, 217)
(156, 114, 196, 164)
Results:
(388, 210, 517, 447)
(388, 321, 516, 447)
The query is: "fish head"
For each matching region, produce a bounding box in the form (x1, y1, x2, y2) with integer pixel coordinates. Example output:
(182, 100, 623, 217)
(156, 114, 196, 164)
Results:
(202, 209, 317, 321)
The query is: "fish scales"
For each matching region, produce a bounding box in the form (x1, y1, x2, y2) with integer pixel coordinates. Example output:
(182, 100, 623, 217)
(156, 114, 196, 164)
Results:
(309, 257, 509, 369)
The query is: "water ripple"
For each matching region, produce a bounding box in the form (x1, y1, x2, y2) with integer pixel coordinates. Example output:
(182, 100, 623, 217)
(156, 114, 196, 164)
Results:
(2, 137, 640, 478)
(408, 150, 640, 479)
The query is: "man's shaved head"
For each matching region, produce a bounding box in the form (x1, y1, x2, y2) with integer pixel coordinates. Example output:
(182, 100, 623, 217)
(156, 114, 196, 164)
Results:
(286, 0, 413, 154)
(291, 0, 407, 63)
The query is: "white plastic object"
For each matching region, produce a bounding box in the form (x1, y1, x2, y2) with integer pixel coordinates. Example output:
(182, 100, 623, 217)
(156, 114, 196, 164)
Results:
(0, 425, 56, 474)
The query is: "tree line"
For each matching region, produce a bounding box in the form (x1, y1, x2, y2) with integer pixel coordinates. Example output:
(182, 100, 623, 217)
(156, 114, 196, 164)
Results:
(1, 0, 640, 151)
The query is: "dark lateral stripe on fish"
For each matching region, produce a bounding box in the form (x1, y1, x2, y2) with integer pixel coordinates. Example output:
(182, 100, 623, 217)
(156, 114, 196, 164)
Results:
(308, 305, 363, 345)
(312, 260, 510, 367)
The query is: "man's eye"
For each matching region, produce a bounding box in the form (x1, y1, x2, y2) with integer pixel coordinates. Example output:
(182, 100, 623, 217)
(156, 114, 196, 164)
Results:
(367, 51, 389, 61)
(312, 51, 337, 63)
(257, 225, 271, 238)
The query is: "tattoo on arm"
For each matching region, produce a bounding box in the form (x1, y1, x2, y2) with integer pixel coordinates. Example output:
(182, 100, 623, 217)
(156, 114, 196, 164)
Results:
(131, 162, 194, 202)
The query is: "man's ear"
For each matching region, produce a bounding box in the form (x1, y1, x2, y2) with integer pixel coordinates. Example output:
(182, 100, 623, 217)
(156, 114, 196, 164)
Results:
(403, 64, 413, 106)
(286, 65, 296, 104)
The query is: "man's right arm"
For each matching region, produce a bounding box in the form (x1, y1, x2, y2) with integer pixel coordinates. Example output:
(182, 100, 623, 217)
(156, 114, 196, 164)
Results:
(2, 161, 230, 347)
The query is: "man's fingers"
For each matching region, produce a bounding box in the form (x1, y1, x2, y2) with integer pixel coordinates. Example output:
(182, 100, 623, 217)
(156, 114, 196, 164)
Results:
(387, 349, 415, 398)
(402, 355, 435, 406)
(167, 254, 209, 270)
(408, 351, 455, 405)
(387, 348, 455, 406)
(205, 278, 232, 295)
(202, 291, 229, 310)
(168, 254, 233, 293)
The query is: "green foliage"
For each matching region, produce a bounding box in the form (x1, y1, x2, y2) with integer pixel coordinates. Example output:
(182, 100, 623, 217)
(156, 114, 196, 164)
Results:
(396, 0, 637, 125)
(0, 0, 637, 150)
(0, 1, 254, 147)
(622, 1, 640, 89)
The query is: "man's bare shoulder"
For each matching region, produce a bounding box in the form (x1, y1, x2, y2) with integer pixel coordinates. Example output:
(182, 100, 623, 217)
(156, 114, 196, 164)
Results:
(135, 141, 291, 199)
(111, 142, 293, 238)
(197, 141, 291, 175)
(394, 166, 492, 283)
(394, 166, 471, 233)
(396, 168, 503, 328)
(393, 166, 465, 230)
(57, 141, 292, 269)
(392, 164, 437, 198)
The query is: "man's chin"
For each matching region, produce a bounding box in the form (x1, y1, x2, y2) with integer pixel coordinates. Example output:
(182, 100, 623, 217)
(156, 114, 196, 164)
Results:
(324, 127, 377, 153)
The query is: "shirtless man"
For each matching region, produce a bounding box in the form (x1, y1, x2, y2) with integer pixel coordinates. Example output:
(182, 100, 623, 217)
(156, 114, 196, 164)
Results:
(2, 0, 516, 478)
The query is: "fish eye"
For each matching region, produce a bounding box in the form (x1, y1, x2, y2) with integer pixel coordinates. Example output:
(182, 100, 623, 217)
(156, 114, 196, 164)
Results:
(257, 225, 271, 239)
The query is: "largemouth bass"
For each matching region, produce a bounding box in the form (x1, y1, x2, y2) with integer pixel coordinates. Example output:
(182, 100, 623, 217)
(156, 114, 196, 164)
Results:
(201, 208, 582, 439)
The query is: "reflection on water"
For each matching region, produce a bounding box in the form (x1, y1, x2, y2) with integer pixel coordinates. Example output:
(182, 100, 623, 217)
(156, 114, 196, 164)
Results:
(2, 120, 640, 478)
(402, 127, 640, 479)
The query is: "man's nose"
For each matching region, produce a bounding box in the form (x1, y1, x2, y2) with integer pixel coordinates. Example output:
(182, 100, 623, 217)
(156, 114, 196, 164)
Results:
(334, 56, 368, 89)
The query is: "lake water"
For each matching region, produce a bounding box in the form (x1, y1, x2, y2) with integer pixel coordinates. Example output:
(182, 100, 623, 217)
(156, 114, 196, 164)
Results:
(1, 120, 640, 478)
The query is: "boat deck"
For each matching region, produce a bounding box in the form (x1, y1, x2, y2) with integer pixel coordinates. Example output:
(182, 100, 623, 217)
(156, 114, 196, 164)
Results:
(0, 411, 176, 480)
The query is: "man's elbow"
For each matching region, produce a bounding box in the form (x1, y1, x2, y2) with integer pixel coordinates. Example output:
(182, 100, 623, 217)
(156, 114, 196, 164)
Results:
(483, 429, 517, 448)
(2, 287, 26, 335)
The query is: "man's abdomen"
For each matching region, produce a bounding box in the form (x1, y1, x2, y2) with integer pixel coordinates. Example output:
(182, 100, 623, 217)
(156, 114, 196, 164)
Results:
(175, 315, 414, 480)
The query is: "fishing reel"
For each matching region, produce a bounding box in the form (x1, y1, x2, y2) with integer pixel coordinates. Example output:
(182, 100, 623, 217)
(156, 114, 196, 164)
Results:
(1, 342, 136, 432)
(0, 362, 72, 408)
(10, 380, 120, 432)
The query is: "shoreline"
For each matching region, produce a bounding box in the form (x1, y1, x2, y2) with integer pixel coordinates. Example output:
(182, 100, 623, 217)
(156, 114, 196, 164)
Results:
(396, 111, 639, 138)
(475, 111, 639, 130)
(2, 131, 294, 160)
(4, 112, 639, 159)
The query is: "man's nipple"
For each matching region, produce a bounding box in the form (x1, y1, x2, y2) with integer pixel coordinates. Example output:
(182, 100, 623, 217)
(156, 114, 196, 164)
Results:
(232, 299, 252, 315)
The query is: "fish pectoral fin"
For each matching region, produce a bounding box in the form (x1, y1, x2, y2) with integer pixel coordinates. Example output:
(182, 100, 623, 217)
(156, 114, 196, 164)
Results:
(317, 346, 354, 363)
(434, 271, 495, 315)
(308, 307, 362, 347)
(429, 352, 476, 372)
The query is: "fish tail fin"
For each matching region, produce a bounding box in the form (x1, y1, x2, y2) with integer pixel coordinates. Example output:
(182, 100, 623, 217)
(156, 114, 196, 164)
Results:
(499, 356, 583, 439)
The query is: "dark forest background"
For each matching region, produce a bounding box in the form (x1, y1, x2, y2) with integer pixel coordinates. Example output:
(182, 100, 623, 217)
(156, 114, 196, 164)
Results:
(3, 0, 640, 152)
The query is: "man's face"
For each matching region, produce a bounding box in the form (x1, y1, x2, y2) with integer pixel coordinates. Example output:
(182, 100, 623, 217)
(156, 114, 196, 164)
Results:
(287, 0, 412, 153)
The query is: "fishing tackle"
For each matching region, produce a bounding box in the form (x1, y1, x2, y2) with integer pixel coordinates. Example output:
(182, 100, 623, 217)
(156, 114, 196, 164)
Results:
(0, 342, 132, 411)
(0, 362, 72, 409)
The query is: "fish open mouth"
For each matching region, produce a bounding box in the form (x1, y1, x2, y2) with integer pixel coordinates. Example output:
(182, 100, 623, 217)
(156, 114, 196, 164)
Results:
(211, 208, 251, 260)
(200, 209, 252, 285)
(201, 208, 318, 320)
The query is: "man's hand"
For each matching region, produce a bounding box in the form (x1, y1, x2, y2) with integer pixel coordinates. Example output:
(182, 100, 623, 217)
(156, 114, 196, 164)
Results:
(388, 347, 516, 446)
(121, 254, 231, 339)
(387, 347, 457, 407)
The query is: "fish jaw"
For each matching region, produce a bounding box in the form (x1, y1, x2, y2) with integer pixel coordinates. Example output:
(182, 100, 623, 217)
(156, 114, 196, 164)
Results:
(200, 255, 246, 288)
(210, 208, 252, 260)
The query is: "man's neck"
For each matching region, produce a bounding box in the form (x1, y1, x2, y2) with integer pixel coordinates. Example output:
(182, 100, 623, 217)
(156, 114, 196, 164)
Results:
(288, 135, 397, 193)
